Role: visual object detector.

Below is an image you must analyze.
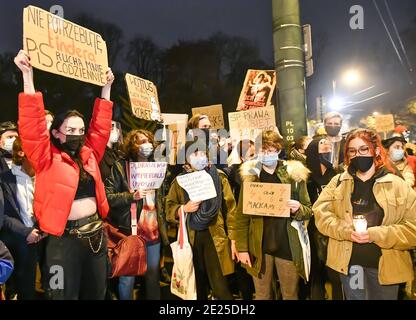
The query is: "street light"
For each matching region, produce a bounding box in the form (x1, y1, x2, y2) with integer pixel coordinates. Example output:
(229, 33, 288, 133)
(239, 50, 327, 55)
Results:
(329, 96, 345, 110)
(343, 69, 360, 85)
(333, 68, 361, 97)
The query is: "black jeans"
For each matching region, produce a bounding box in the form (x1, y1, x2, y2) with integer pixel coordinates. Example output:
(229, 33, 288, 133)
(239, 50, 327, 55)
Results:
(43, 229, 108, 300)
(227, 263, 254, 300)
(193, 229, 233, 300)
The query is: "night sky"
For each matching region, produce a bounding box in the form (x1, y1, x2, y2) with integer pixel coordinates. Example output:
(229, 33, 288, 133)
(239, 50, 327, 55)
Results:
(1, 0, 416, 125)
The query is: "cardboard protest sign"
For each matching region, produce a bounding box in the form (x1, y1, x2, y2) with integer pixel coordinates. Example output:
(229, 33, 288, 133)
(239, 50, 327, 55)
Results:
(125, 73, 161, 121)
(176, 171, 217, 202)
(242, 182, 291, 217)
(161, 114, 188, 165)
(228, 106, 278, 144)
(375, 114, 395, 133)
(129, 162, 168, 190)
(237, 69, 277, 110)
(162, 113, 189, 126)
(23, 6, 108, 86)
(192, 105, 224, 129)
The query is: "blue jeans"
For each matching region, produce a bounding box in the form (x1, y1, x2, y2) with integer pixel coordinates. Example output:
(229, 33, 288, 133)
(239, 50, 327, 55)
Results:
(340, 265, 399, 300)
(118, 242, 161, 300)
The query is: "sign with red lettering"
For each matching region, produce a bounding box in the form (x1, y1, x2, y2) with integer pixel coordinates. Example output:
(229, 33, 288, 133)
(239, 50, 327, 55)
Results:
(125, 73, 161, 121)
(23, 5, 108, 86)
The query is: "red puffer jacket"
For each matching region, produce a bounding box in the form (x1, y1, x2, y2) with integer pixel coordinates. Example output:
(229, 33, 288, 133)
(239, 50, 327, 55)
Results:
(18, 92, 113, 236)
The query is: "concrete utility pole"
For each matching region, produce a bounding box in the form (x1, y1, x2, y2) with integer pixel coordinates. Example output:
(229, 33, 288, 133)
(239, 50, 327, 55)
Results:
(272, 0, 307, 144)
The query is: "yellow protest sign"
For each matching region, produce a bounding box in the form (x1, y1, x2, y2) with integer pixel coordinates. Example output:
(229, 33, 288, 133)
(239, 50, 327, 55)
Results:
(23, 6, 108, 86)
(237, 69, 277, 110)
(243, 182, 291, 217)
(375, 114, 395, 133)
(192, 105, 224, 129)
(125, 73, 161, 121)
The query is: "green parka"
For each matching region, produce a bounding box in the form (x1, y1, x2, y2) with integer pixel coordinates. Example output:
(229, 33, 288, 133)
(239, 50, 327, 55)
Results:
(235, 160, 312, 281)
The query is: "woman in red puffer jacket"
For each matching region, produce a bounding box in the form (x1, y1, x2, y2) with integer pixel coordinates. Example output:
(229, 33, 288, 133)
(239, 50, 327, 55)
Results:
(14, 50, 114, 300)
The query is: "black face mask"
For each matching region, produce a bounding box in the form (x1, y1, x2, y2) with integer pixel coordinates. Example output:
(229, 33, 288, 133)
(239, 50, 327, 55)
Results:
(350, 156, 374, 173)
(319, 152, 333, 169)
(62, 134, 85, 155)
(325, 126, 341, 137)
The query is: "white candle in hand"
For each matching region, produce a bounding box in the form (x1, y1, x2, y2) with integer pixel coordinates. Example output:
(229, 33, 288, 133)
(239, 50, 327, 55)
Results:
(353, 215, 367, 233)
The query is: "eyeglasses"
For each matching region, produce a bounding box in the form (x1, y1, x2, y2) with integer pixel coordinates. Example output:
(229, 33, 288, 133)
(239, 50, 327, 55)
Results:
(346, 145, 370, 157)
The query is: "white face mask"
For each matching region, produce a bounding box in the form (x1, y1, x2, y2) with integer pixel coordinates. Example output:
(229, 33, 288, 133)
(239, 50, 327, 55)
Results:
(109, 131, 119, 144)
(138, 143, 154, 158)
(3, 137, 16, 153)
(390, 149, 405, 162)
(189, 154, 208, 171)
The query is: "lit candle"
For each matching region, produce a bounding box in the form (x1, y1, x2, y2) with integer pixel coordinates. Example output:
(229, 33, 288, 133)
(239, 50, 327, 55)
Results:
(353, 215, 367, 233)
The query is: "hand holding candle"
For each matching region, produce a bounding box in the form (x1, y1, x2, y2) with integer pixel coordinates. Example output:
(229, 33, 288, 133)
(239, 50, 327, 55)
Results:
(353, 215, 367, 233)
(351, 215, 371, 243)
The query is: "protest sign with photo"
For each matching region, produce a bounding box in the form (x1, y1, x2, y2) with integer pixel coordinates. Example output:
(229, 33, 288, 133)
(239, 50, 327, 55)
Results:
(23, 5, 108, 86)
(237, 69, 277, 110)
(192, 105, 224, 129)
(228, 106, 278, 145)
(242, 182, 291, 217)
(176, 170, 217, 202)
(125, 73, 161, 121)
(129, 162, 168, 190)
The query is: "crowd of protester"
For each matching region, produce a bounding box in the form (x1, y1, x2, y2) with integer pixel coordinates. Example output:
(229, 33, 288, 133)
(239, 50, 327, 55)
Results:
(1, 50, 416, 300)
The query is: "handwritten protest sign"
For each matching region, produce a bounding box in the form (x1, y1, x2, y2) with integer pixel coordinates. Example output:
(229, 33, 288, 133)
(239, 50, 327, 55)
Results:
(192, 105, 224, 129)
(237, 69, 277, 110)
(228, 106, 278, 145)
(375, 114, 395, 133)
(242, 182, 291, 217)
(176, 171, 217, 202)
(23, 6, 108, 86)
(125, 73, 161, 121)
(129, 162, 168, 190)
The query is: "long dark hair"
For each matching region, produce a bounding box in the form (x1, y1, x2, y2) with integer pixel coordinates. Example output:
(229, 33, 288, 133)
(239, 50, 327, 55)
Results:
(50, 109, 90, 181)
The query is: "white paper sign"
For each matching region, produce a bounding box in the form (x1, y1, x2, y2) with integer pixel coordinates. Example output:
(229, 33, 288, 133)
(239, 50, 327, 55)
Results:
(176, 171, 217, 202)
(129, 162, 168, 190)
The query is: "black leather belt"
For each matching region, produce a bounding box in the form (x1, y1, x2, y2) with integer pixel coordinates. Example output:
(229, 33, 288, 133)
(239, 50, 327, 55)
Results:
(65, 213, 100, 230)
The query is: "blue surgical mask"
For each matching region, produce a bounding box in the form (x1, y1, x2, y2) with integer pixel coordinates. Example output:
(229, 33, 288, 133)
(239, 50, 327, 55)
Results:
(189, 154, 208, 171)
(259, 152, 279, 167)
(138, 143, 154, 158)
(390, 149, 404, 162)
